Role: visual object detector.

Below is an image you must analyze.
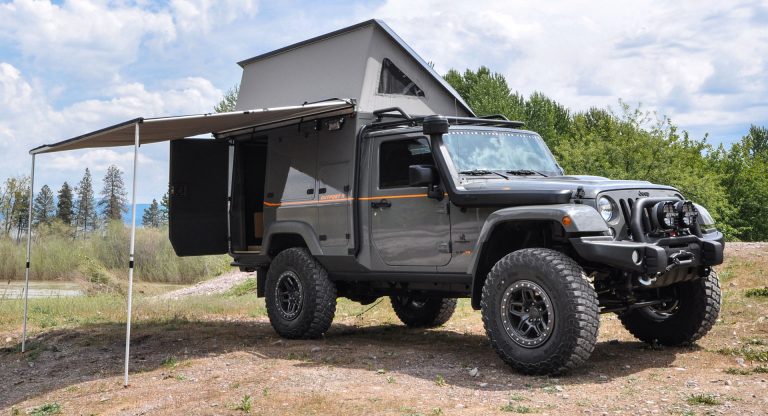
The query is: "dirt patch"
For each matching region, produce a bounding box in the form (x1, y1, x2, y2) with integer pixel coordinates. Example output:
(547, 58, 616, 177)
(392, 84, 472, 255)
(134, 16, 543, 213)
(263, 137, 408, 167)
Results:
(1, 245, 767, 415)
(154, 271, 255, 300)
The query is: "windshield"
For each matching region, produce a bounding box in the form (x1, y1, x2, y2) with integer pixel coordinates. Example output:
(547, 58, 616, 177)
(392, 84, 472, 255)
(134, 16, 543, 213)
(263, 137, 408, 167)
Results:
(442, 130, 561, 176)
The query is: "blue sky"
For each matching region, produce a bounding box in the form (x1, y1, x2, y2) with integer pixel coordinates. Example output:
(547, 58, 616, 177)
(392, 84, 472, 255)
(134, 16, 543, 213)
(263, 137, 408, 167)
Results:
(1, 0, 766, 202)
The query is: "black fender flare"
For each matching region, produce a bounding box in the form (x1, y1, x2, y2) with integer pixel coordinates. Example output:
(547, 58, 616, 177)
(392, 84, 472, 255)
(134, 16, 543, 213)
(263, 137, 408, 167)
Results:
(262, 220, 324, 257)
(467, 204, 608, 308)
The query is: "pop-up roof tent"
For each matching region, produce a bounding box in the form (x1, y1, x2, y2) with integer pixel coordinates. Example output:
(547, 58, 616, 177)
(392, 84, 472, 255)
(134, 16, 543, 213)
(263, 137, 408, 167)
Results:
(20, 19, 472, 387)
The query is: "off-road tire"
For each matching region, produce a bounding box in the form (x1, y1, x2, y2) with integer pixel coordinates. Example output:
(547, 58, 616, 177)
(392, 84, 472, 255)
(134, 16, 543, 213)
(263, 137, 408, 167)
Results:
(390, 296, 457, 328)
(265, 248, 337, 339)
(619, 270, 721, 346)
(481, 248, 599, 375)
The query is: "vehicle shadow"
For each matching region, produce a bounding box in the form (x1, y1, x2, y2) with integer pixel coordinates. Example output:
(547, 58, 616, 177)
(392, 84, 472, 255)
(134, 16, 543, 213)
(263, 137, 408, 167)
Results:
(0, 318, 685, 408)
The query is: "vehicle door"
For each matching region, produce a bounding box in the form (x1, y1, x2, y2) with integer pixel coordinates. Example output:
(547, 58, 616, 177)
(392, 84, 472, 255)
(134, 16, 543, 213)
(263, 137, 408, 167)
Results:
(169, 139, 229, 256)
(369, 135, 451, 267)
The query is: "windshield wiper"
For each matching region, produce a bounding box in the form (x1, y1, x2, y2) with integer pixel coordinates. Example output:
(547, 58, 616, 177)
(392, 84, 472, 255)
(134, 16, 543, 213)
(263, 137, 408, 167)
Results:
(459, 169, 509, 179)
(506, 169, 549, 177)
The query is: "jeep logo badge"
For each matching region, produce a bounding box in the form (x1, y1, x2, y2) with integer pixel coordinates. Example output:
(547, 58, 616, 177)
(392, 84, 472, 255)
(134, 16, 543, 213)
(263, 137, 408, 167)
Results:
(638, 191, 650, 197)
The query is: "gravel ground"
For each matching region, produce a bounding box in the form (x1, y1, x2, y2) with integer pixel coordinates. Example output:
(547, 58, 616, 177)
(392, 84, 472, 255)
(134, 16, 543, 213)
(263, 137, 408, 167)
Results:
(154, 271, 255, 300)
(1, 243, 766, 415)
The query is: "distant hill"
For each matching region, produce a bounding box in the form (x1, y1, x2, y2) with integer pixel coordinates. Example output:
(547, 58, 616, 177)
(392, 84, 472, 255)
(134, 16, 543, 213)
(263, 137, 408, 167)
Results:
(122, 204, 151, 225)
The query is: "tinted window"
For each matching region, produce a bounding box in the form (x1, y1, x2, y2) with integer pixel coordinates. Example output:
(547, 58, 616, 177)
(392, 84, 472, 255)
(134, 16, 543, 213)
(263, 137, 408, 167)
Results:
(379, 138, 433, 188)
(378, 58, 425, 97)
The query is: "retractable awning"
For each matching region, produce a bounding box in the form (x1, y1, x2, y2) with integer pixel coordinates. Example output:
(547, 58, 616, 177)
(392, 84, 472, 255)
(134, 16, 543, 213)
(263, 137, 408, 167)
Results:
(20, 98, 355, 387)
(30, 99, 355, 154)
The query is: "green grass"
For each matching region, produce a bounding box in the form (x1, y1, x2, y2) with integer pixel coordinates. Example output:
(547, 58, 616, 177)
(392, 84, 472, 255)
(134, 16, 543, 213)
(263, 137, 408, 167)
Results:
(226, 278, 258, 296)
(686, 393, 722, 406)
(28, 402, 62, 416)
(161, 356, 179, 369)
(724, 365, 768, 375)
(500, 403, 535, 413)
(434, 374, 446, 387)
(744, 338, 767, 346)
(0, 292, 268, 334)
(234, 394, 253, 412)
(745, 287, 768, 298)
(724, 367, 752, 375)
(716, 345, 768, 362)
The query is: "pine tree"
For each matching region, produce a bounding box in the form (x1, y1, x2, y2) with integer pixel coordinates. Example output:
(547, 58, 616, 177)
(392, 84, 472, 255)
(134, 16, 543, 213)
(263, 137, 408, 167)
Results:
(99, 164, 128, 221)
(33, 184, 56, 226)
(142, 199, 161, 228)
(74, 168, 97, 236)
(56, 182, 74, 225)
(159, 190, 170, 226)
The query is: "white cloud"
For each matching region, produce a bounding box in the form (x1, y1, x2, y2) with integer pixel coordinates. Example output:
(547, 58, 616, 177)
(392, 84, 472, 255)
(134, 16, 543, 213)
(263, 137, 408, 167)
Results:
(170, 0, 259, 34)
(0, 0, 177, 78)
(363, 0, 768, 142)
(2, 0, 767, 207)
(0, 0, 258, 80)
(0, 62, 222, 202)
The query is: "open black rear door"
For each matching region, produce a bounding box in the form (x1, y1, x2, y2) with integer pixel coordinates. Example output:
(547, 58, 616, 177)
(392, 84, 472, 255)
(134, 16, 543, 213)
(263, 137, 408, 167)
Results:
(169, 139, 229, 256)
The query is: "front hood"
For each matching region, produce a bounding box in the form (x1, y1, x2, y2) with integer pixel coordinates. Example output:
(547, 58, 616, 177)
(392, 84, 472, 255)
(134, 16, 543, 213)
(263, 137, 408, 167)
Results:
(458, 175, 679, 199)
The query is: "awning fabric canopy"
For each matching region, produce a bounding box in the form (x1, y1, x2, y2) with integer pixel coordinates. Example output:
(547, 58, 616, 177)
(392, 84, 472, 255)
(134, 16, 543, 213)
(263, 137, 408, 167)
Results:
(29, 99, 355, 154)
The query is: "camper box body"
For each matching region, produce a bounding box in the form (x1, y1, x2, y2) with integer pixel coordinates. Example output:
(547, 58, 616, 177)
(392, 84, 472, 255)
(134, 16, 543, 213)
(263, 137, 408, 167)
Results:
(168, 19, 476, 293)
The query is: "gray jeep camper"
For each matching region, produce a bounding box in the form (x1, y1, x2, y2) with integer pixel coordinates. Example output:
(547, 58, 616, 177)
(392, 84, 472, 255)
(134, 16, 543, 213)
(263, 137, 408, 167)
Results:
(166, 20, 724, 375)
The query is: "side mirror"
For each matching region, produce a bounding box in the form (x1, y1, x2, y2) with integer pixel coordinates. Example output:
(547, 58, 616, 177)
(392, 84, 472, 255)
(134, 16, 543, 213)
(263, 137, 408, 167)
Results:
(409, 165, 437, 187)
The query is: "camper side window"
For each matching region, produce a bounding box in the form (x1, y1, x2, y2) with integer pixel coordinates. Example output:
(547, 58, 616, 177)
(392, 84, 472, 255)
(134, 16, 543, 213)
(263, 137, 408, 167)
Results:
(379, 138, 433, 188)
(378, 58, 425, 97)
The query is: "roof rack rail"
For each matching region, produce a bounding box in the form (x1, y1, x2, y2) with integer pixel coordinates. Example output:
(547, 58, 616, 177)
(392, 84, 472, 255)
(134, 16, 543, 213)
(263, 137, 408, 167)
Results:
(478, 114, 510, 121)
(366, 113, 525, 132)
(373, 107, 411, 121)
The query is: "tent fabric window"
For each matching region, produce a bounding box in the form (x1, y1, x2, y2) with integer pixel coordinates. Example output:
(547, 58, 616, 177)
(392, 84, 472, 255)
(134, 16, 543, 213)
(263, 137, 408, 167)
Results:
(377, 58, 425, 97)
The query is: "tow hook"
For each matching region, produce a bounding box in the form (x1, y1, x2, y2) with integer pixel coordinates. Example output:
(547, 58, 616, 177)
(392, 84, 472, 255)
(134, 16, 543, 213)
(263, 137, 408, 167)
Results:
(637, 275, 657, 286)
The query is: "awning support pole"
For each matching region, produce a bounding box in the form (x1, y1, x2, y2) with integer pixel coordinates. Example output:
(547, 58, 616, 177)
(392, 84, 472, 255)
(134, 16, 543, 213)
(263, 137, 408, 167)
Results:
(21, 154, 35, 353)
(124, 122, 140, 387)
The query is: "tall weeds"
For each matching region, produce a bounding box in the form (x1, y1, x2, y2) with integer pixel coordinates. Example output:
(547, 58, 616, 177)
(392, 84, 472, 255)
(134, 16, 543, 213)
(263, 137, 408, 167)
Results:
(0, 222, 231, 284)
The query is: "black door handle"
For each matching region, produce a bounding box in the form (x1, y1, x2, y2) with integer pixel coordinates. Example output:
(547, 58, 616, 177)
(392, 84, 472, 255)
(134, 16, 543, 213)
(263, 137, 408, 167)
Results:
(371, 199, 392, 209)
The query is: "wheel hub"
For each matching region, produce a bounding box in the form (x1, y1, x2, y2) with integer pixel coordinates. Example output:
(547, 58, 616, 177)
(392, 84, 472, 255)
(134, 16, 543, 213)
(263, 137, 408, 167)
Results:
(275, 271, 303, 321)
(500, 280, 555, 348)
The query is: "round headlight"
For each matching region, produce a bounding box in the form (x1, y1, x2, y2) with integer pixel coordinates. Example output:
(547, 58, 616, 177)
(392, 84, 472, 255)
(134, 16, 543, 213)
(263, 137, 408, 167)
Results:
(597, 196, 615, 222)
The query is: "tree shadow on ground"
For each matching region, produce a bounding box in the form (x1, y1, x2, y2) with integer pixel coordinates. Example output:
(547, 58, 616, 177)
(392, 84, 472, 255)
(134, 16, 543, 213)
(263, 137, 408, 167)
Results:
(0, 318, 687, 408)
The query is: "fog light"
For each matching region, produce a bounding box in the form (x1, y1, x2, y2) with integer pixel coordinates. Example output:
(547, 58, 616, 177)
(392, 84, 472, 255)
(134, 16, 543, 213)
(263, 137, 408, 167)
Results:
(631, 250, 642, 265)
(676, 200, 699, 228)
(652, 201, 677, 230)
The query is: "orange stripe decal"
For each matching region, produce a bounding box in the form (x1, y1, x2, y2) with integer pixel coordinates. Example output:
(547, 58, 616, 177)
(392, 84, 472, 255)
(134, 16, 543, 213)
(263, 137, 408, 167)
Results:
(263, 193, 429, 207)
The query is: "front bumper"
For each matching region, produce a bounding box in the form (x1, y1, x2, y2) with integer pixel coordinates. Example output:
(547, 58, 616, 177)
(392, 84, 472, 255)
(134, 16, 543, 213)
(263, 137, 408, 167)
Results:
(571, 232, 724, 275)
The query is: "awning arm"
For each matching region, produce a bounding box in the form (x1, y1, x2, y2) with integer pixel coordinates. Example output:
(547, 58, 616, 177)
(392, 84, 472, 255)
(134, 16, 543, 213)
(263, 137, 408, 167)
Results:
(21, 154, 35, 352)
(124, 122, 140, 387)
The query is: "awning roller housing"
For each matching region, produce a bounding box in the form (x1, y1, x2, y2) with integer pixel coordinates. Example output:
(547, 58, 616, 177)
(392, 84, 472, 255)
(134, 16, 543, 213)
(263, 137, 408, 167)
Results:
(30, 100, 355, 154)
